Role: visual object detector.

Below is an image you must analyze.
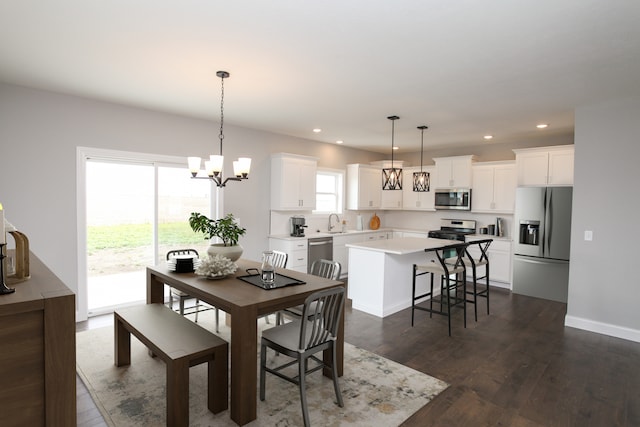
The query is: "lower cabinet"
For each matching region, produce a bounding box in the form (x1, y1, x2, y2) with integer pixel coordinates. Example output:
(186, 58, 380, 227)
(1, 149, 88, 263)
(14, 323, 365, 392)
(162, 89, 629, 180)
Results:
(466, 238, 512, 285)
(269, 238, 308, 273)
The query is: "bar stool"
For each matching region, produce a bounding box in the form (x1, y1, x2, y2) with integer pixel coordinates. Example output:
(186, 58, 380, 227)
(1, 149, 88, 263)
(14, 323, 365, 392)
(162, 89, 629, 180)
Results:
(463, 238, 493, 320)
(412, 242, 468, 336)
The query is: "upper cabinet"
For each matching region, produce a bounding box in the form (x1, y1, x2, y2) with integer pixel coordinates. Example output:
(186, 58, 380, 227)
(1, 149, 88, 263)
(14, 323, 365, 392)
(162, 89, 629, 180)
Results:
(402, 166, 436, 210)
(271, 153, 318, 210)
(472, 161, 516, 213)
(513, 145, 574, 186)
(433, 155, 475, 188)
(347, 164, 381, 210)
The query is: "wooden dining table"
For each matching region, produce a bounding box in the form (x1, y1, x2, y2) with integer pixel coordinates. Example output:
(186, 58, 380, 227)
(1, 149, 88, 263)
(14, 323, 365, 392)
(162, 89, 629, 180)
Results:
(146, 258, 345, 426)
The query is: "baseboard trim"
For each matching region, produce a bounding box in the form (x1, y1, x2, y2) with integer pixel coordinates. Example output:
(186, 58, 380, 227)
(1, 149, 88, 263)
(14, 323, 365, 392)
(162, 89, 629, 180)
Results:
(565, 314, 640, 343)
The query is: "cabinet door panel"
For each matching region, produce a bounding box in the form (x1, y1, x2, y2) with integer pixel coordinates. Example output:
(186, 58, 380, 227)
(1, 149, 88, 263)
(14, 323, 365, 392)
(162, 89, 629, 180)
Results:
(548, 150, 574, 185)
(493, 165, 516, 212)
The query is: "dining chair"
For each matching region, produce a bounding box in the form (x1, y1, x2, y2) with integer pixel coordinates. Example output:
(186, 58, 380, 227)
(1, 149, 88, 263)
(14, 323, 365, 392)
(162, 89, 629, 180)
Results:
(412, 242, 468, 336)
(261, 250, 288, 324)
(166, 249, 220, 331)
(276, 259, 341, 325)
(260, 286, 345, 427)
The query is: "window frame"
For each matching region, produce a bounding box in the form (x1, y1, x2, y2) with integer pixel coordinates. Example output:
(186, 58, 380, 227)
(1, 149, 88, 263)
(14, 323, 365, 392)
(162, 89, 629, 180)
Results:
(313, 167, 345, 215)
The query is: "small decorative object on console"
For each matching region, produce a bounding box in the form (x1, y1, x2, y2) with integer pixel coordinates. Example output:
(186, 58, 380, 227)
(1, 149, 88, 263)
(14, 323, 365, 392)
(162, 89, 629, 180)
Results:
(195, 254, 237, 279)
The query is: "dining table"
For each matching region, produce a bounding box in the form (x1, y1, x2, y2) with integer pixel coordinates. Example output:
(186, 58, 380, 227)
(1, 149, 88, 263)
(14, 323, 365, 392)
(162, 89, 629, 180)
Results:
(146, 258, 345, 426)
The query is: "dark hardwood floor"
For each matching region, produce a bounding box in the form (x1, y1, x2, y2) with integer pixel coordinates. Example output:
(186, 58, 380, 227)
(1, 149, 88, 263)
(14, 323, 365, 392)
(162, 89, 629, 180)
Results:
(346, 288, 640, 427)
(76, 288, 640, 426)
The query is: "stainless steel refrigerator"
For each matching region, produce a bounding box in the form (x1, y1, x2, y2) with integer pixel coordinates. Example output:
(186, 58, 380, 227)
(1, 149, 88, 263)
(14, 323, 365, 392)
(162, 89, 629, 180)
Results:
(513, 186, 572, 303)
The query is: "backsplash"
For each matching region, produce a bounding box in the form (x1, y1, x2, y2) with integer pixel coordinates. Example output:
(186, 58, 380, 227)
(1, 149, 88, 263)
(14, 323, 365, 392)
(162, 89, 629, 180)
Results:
(270, 210, 513, 238)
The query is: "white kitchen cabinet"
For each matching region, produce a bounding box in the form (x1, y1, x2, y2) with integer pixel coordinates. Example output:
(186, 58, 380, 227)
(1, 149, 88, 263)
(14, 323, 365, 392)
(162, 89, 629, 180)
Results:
(381, 188, 403, 209)
(466, 238, 512, 285)
(402, 166, 436, 210)
(513, 145, 574, 186)
(347, 164, 381, 210)
(433, 155, 475, 189)
(268, 238, 308, 273)
(271, 153, 318, 210)
(472, 161, 516, 213)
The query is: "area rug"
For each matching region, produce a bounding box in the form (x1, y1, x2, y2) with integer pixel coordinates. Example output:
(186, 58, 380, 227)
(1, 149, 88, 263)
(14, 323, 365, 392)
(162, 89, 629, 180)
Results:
(77, 310, 448, 426)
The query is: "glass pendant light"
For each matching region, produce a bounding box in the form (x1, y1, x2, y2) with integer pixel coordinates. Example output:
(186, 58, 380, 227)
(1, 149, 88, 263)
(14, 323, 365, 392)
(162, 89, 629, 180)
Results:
(382, 115, 403, 190)
(413, 125, 430, 192)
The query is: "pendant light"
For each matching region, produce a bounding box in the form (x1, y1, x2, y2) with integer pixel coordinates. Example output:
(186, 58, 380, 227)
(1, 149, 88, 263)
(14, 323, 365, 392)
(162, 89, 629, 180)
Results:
(413, 125, 430, 192)
(382, 115, 403, 190)
(187, 71, 251, 187)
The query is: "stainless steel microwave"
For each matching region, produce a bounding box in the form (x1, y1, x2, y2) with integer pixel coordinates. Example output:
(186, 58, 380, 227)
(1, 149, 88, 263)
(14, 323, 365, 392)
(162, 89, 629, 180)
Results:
(434, 188, 472, 210)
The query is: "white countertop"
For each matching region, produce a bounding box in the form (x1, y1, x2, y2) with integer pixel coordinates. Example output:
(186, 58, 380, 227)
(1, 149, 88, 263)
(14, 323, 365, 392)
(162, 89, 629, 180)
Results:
(345, 237, 461, 255)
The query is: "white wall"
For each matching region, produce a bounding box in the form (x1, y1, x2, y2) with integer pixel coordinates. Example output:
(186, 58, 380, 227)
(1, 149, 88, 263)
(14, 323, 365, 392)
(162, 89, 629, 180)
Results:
(0, 82, 382, 312)
(565, 96, 640, 342)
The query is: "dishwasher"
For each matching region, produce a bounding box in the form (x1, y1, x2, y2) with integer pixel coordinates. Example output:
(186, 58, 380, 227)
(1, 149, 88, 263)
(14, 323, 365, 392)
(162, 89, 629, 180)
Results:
(307, 236, 333, 274)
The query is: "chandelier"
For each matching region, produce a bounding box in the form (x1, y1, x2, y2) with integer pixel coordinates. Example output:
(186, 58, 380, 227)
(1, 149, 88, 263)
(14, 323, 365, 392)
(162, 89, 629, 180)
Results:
(382, 115, 403, 190)
(413, 125, 430, 192)
(187, 71, 251, 187)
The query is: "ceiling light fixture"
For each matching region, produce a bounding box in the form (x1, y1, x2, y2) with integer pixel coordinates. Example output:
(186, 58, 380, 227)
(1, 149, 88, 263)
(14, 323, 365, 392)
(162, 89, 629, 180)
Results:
(536, 123, 548, 129)
(413, 125, 430, 192)
(187, 71, 251, 187)
(313, 128, 322, 133)
(484, 135, 493, 140)
(336, 140, 344, 144)
(382, 115, 402, 191)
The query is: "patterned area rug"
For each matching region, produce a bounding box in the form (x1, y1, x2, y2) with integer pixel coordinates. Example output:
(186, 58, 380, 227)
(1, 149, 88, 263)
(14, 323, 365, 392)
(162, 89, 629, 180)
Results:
(77, 310, 448, 426)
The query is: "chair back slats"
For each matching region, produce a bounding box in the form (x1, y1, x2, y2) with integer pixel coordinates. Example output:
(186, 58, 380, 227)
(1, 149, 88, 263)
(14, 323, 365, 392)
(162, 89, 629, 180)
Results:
(166, 249, 199, 260)
(309, 259, 341, 280)
(271, 250, 288, 269)
(298, 287, 345, 351)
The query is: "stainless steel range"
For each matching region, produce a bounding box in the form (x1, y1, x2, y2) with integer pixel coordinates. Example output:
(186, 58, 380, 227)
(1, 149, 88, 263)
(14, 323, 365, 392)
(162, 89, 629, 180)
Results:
(428, 219, 477, 242)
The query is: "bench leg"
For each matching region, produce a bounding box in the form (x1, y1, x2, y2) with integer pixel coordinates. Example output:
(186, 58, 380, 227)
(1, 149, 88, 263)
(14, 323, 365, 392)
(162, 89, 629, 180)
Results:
(114, 317, 131, 367)
(208, 344, 229, 414)
(167, 359, 190, 427)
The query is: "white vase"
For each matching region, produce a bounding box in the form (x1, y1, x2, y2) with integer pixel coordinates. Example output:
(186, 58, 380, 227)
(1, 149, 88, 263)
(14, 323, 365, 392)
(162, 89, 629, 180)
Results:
(207, 243, 243, 262)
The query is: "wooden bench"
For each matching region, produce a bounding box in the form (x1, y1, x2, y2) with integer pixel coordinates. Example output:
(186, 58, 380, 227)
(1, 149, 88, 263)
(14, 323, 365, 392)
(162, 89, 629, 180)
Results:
(114, 303, 228, 427)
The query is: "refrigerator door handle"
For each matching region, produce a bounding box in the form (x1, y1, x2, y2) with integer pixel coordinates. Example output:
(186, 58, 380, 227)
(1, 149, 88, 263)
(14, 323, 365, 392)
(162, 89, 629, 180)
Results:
(547, 189, 553, 255)
(542, 188, 548, 257)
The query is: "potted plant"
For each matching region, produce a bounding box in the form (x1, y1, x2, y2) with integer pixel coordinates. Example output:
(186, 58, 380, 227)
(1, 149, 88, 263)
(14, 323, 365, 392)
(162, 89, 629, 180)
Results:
(189, 212, 247, 261)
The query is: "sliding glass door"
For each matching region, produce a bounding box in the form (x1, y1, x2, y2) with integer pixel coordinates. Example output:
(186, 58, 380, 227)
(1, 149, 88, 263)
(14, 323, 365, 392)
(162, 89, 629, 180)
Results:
(84, 155, 211, 317)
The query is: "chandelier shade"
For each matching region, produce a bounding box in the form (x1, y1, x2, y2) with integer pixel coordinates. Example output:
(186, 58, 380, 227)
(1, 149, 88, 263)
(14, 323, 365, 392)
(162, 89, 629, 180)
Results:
(382, 115, 403, 190)
(413, 125, 430, 192)
(188, 71, 251, 187)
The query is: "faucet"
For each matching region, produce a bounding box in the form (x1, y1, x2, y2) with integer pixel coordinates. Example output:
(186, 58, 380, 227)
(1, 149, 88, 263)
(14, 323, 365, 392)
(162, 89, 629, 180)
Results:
(328, 213, 340, 232)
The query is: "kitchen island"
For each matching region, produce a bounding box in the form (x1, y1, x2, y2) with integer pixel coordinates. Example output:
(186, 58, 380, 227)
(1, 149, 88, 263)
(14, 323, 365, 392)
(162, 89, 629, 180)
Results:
(346, 237, 459, 317)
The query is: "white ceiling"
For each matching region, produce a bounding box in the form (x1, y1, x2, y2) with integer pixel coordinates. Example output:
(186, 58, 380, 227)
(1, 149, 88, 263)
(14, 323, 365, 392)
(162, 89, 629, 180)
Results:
(1, 1, 639, 153)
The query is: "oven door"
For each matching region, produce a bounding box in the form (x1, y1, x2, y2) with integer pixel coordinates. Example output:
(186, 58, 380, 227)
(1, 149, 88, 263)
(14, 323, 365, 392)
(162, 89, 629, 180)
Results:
(434, 188, 471, 210)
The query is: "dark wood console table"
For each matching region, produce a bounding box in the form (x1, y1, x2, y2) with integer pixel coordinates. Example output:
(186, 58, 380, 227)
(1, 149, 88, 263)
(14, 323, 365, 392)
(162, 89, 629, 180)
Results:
(0, 252, 76, 426)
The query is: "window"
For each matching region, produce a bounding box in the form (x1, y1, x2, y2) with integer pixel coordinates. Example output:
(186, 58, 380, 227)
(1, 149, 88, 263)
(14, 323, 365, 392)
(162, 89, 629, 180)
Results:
(314, 169, 344, 214)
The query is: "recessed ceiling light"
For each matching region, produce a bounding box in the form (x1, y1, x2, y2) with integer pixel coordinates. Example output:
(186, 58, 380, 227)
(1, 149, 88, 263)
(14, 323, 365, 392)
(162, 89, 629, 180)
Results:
(536, 123, 548, 129)
(312, 128, 322, 133)
(336, 140, 343, 144)
(393, 146, 399, 150)
(483, 135, 493, 140)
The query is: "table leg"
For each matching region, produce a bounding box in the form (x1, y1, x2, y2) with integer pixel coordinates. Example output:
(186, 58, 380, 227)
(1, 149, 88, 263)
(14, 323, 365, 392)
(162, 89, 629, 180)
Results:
(230, 307, 258, 426)
(146, 269, 164, 304)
